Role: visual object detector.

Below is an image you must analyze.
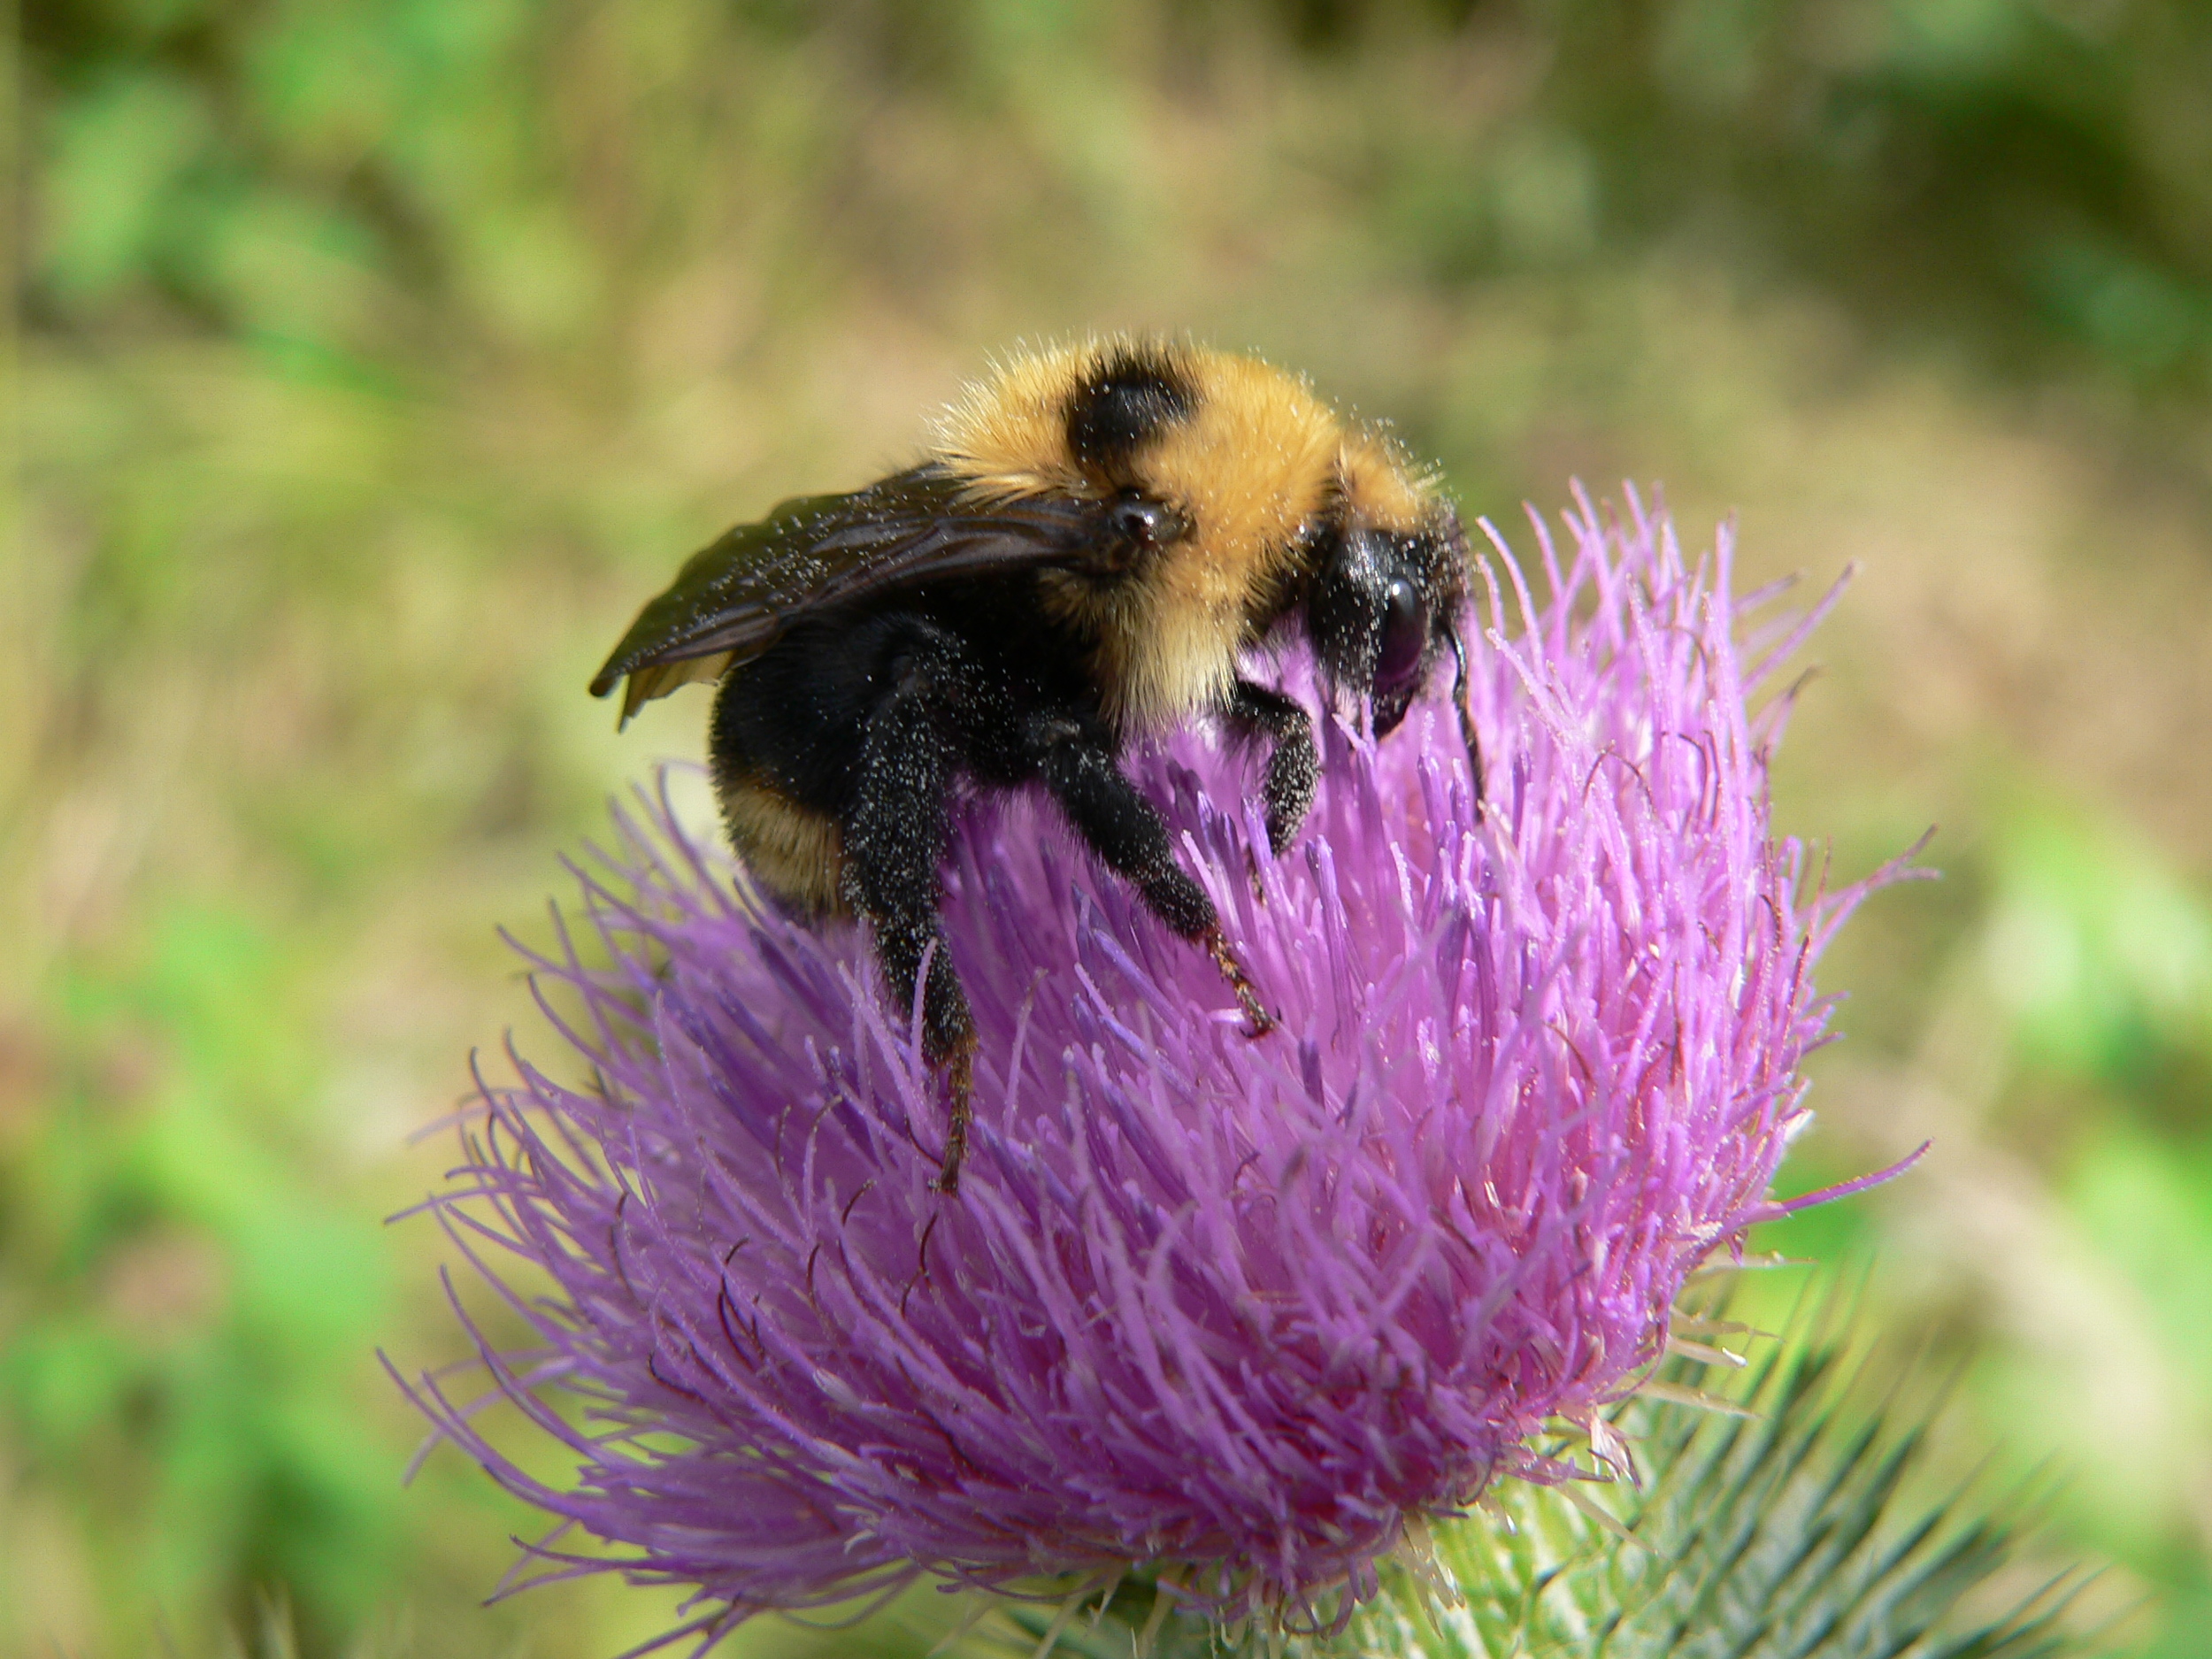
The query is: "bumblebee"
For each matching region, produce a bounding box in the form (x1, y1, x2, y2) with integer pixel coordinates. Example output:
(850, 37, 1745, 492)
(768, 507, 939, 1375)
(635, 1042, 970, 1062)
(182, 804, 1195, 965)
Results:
(592, 339, 1476, 1192)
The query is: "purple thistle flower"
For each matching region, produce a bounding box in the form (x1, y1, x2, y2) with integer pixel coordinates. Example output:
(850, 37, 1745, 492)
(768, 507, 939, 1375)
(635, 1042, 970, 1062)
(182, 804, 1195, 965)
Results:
(399, 487, 1916, 1646)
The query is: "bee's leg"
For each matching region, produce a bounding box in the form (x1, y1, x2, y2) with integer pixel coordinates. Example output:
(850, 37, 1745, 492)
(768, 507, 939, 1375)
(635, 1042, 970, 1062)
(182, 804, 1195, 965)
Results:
(842, 661, 976, 1194)
(1223, 679, 1317, 858)
(1032, 720, 1276, 1037)
(1443, 616, 1484, 807)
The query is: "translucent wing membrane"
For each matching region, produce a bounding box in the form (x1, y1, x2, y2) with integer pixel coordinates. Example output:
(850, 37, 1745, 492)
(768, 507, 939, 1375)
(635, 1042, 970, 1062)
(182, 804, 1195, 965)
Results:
(589, 465, 1105, 723)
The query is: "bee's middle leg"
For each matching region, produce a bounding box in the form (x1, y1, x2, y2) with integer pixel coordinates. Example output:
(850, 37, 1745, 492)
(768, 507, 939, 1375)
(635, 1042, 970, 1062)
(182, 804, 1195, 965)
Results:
(1030, 718, 1275, 1036)
(843, 655, 976, 1193)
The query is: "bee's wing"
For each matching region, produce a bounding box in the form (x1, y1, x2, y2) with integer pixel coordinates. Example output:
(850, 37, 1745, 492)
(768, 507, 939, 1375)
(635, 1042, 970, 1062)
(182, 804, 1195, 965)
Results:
(588, 466, 1101, 724)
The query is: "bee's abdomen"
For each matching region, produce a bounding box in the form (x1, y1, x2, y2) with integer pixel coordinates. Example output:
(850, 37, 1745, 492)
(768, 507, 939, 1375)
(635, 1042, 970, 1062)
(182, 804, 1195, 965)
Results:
(706, 590, 1106, 910)
(708, 624, 878, 917)
(715, 767, 849, 917)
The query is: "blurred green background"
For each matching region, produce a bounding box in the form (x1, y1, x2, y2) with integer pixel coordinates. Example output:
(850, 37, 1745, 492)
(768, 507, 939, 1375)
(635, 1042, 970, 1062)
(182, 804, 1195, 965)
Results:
(7, 1, 2212, 1654)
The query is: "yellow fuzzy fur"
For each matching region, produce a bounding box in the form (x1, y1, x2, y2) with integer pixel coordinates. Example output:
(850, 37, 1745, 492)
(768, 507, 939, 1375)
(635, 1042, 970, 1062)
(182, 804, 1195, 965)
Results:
(718, 776, 849, 915)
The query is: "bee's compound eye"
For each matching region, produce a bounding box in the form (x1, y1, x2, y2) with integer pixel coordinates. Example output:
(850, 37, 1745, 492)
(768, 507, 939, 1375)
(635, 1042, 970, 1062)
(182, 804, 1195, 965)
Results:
(1377, 577, 1427, 686)
(1108, 492, 1180, 550)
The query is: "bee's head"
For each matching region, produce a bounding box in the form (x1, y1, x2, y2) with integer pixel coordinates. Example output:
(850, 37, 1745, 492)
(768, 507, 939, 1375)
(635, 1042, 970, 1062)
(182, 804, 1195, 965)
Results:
(1306, 442, 1471, 738)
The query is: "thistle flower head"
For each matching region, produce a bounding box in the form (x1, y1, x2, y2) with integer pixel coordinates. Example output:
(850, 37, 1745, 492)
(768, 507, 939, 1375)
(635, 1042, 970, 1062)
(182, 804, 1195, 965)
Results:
(403, 488, 1903, 1645)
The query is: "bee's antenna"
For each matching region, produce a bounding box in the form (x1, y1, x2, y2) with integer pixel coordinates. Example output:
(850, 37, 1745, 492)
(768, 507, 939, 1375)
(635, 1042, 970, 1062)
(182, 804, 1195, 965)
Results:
(1445, 618, 1485, 808)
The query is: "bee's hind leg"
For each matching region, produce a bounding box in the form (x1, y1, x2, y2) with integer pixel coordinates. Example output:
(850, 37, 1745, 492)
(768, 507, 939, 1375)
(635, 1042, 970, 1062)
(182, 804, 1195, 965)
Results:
(843, 648, 978, 1194)
(1031, 715, 1276, 1038)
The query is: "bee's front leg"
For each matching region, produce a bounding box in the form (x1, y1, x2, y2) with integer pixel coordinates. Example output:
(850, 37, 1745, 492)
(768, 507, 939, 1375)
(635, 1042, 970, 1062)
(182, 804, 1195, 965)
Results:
(1223, 678, 1317, 862)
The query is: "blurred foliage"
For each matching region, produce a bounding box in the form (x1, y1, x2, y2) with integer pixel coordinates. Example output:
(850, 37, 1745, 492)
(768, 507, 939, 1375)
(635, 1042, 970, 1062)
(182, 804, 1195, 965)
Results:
(22, 0, 2212, 395)
(8, 1, 2212, 1656)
